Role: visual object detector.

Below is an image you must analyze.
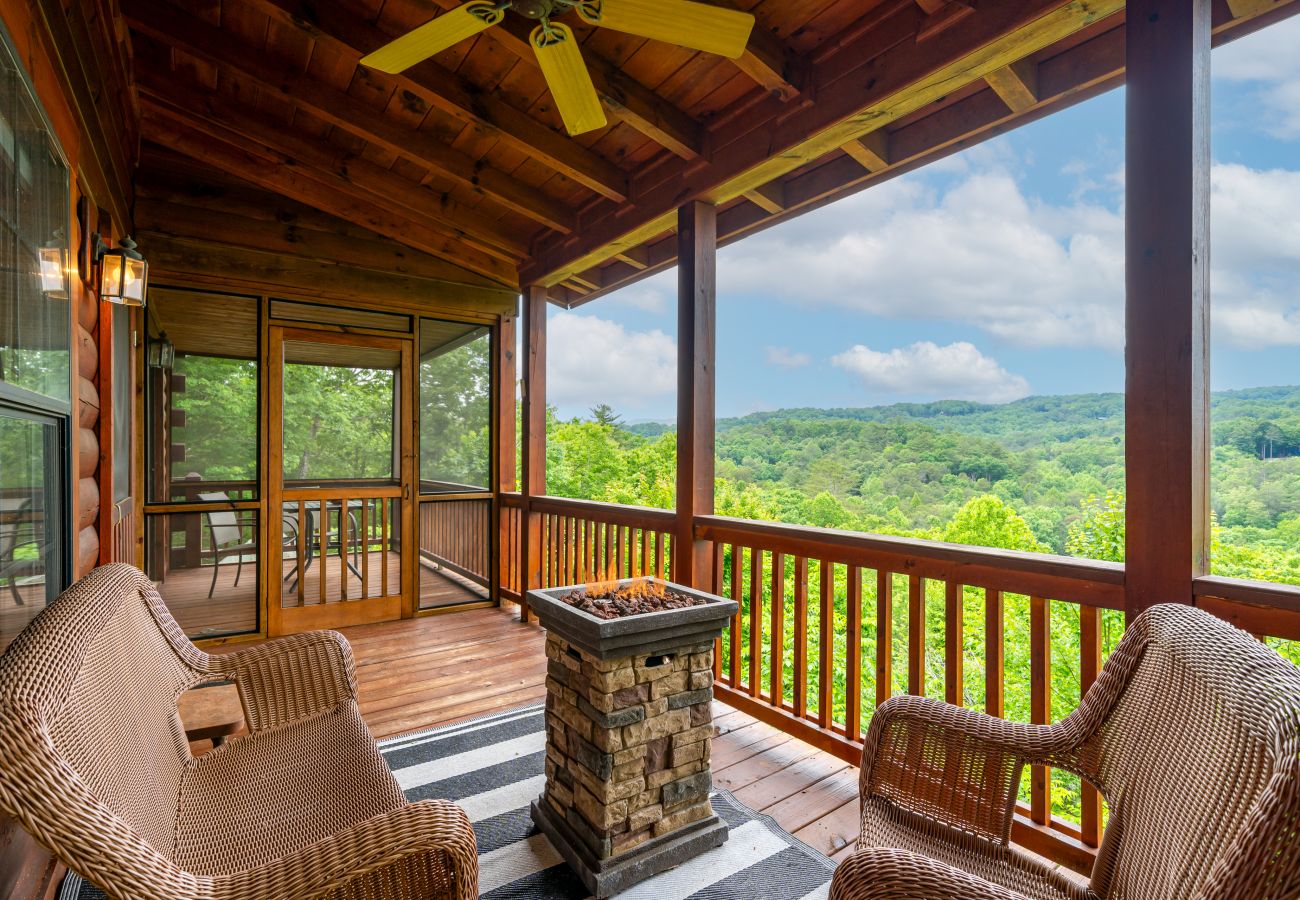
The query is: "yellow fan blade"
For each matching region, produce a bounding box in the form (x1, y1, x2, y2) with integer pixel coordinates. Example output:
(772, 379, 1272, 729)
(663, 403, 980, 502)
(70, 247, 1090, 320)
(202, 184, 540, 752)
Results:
(360, 1, 505, 73)
(531, 23, 607, 137)
(575, 0, 754, 59)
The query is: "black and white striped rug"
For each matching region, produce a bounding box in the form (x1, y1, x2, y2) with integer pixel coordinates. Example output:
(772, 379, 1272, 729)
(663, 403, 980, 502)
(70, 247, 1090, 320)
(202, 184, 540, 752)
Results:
(65, 704, 837, 899)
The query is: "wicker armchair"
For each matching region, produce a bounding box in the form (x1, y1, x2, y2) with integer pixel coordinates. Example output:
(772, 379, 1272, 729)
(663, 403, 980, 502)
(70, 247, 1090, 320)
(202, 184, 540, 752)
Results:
(830, 603, 1300, 900)
(0, 563, 478, 900)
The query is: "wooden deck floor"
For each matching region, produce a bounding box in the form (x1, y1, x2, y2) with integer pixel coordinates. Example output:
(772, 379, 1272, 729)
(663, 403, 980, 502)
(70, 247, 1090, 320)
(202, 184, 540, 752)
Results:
(210, 603, 866, 862)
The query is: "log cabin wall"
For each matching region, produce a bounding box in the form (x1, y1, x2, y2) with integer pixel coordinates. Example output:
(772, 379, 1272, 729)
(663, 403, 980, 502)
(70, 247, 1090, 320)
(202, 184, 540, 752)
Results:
(0, 1, 136, 896)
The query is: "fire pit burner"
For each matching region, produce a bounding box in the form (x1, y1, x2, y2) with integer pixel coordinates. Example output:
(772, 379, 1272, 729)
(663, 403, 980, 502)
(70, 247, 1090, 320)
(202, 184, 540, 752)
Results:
(528, 577, 738, 898)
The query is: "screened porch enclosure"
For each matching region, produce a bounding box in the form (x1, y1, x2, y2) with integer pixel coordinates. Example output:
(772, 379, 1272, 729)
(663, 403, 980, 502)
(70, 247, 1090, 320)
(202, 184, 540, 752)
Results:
(140, 290, 494, 640)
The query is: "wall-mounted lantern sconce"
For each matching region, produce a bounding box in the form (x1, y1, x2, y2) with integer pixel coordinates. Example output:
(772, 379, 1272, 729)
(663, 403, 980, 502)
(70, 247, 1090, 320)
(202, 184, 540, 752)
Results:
(38, 245, 68, 299)
(148, 332, 175, 370)
(94, 234, 148, 307)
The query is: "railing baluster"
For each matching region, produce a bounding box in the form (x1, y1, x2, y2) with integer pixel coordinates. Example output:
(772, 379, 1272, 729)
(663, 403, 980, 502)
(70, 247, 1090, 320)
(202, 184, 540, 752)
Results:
(748, 548, 762, 696)
(1080, 604, 1103, 847)
(340, 498, 349, 602)
(654, 530, 665, 578)
(770, 551, 785, 707)
(945, 580, 963, 706)
(908, 575, 924, 696)
(876, 570, 893, 708)
(985, 588, 1005, 717)
(381, 499, 389, 597)
(1030, 595, 1052, 826)
(296, 499, 305, 607)
(818, 560, 833, 729)
(729, 545, 742, 689)
(793, 556, 809, 720)
(846, 565, 862, 740)
(712, 539, 724, 681)
(319, 501, 327, 606)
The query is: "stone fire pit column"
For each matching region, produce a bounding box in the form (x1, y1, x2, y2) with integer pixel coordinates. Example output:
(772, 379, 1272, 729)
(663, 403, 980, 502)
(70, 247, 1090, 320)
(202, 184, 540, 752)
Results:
(528, 578, 738, 898)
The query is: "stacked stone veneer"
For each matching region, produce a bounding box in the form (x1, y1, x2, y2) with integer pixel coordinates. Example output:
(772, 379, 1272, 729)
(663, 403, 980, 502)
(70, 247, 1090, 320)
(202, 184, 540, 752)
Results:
(541, 632, 717, 860)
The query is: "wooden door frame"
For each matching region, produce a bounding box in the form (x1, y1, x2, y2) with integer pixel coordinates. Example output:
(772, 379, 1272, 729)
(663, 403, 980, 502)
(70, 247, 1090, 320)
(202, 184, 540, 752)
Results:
(265, 325, 415, 636)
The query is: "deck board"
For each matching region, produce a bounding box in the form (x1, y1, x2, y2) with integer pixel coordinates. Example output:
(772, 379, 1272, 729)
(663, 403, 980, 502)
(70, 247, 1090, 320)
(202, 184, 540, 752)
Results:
(204, 603, 863, 850)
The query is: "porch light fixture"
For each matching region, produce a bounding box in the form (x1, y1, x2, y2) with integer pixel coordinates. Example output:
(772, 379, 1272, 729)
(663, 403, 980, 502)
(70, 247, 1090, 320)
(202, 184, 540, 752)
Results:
(94, 234, 148, 307)
(38, 245, 68, 299)
(148, 332, 175, 370)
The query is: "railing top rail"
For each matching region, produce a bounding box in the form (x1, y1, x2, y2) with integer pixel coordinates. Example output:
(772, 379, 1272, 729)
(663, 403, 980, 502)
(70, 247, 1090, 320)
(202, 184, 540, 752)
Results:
(530, 495, 677, 529)
(696, 514, 1125, 608)
(1194, 575, 1300, 613)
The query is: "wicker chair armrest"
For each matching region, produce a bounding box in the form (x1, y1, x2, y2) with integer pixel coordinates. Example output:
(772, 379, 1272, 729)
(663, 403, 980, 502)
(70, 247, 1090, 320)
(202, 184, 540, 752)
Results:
(861, 695, 1070, 843)
(830, 847, 1035, 900)
(211, 799, 478, 900)
(205, 630, 356, 731)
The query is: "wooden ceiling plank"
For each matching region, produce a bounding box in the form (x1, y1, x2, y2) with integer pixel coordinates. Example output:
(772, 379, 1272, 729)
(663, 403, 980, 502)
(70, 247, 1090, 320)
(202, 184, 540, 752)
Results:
(123, 0, 574, 234)
(522, 0, 1127, 286)
(137, 75, 526, 261)
(985, 57, 1040, 112)
(139, 107, 518, 286)
(237, 0, 630, 201)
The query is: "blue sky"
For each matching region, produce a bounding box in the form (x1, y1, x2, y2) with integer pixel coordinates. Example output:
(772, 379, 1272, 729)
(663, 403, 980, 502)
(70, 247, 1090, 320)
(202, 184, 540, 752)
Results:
(547, 18, 1300, 422)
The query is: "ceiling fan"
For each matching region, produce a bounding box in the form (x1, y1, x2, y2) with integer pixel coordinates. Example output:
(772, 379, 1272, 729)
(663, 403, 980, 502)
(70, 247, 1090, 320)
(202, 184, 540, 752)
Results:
(360, 0, 756, 137)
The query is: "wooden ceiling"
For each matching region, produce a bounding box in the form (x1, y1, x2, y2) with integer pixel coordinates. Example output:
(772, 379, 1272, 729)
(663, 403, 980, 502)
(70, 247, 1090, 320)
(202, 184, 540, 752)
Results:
(124, 0, 1299, 305)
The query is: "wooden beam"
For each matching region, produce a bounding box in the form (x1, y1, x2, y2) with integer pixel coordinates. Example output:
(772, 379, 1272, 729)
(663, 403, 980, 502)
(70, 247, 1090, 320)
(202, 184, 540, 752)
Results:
(675, 202, 717, 589)
(123, 0, 574, 234)
(520, 286, 548, 622)
(985, 58, 1040, 112)
(140, 232, 517, 313)
(841, 130, 892, 172)
(229, 0, 629, 202)
(522, 0, 1126, 286)
(743, 181, 786, 215)
(138, 109, 518, 286)
(135, 198, 499, 287)
(1125, 0, 1211, 617)
(135, 73, 527, 259)
(1225, 0, 1286, 17)
(730, 19, 805, 102)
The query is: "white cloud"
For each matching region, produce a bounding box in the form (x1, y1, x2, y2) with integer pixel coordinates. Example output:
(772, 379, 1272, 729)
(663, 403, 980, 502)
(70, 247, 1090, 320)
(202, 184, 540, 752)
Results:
(546, 312, 676, 412)
(714, 155, 1300, 351)
(718, 171, 1127, 350)
(1213, 17, 1300, 139)
(764, 346, 811, 368)
(831, 341, 1031, 404)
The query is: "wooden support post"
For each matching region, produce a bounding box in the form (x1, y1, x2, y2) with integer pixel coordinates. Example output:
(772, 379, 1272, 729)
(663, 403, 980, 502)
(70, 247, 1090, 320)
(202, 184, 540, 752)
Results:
(493, 313, 517, 605)
(520, 288, 547, 622)
(1124, 0, 1211, 618)
(675, 201, 717, 590)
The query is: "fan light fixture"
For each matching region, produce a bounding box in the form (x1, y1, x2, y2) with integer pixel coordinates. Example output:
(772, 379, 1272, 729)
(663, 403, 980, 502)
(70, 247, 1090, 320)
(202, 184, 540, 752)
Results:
(361, 0, 754, 136)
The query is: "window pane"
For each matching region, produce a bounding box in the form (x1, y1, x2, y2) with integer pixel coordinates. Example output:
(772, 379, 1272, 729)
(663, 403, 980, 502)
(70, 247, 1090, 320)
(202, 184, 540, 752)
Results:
(145, 509, 258, 639)
(0, 410, 63, 649)
(419, 320, 489, 491)
(0, 32, 69, 404)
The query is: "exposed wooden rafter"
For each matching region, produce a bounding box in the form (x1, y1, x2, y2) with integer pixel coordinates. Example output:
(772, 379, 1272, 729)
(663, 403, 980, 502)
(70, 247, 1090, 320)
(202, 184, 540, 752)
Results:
(123, 0, 575, 235)
(138, 99, 519, 286)
(840, 130, 892, 172)
(198, 0, 628, 201)
(985, 58, 1040, 112)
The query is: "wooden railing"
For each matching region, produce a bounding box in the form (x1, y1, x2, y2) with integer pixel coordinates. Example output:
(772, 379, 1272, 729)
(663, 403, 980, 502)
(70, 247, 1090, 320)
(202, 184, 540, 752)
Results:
(496, 497, 1300, 873)
(694, 515, 1124, 872)
(419, 498, 491, 588)
(530, 496, 677, 591)
(280, 487, 401, 608)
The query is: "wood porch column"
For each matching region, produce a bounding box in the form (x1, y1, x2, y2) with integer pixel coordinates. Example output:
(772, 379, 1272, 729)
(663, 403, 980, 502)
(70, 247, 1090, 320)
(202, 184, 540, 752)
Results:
(520, 286, 547, 621)
(674, 201, 717, 589)
(493, 312, 517, 605)
(1124, 0, 1211, 617)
